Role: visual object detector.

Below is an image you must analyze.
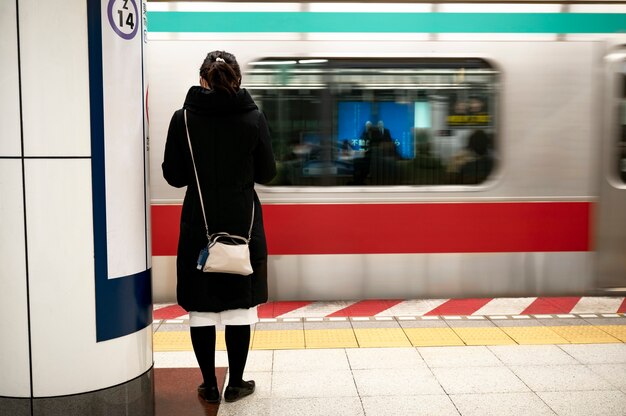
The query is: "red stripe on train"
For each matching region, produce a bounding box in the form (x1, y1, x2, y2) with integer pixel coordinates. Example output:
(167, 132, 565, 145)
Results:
(152, 205, 183, 256)
(152, 202, 591, 256)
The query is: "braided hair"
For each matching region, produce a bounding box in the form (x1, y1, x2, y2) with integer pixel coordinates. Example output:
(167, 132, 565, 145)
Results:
(199, 50, 242, 95)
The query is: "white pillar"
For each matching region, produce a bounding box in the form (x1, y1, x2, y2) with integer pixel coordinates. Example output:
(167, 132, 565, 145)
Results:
(0, 1, 152, 414)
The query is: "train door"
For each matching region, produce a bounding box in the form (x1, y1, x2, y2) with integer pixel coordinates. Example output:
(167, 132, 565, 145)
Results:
(595, 48, 626, 291)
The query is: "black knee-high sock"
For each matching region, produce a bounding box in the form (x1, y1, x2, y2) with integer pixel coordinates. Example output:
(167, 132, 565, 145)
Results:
(190, 326, 217, 387)
(225, 325, 251, 387)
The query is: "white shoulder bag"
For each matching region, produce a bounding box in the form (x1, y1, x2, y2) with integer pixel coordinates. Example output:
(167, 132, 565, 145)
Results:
(184, 110, 254, 276)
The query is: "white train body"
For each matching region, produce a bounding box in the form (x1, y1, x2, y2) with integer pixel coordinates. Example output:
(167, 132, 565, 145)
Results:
(146, 2, 626, 302)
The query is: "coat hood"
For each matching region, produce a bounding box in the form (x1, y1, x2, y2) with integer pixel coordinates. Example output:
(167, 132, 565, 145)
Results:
(183, 86, 258, 115)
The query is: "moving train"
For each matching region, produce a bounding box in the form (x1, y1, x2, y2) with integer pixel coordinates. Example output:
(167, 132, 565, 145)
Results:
(146, 1, 626, 303)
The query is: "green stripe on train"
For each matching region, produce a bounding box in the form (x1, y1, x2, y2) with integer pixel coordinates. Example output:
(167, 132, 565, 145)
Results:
(146, 12, 626, 34)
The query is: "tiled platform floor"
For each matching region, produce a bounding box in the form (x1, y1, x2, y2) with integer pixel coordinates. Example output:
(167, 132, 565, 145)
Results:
(154, 300, 626, 415)
(155, 345, 626, 416)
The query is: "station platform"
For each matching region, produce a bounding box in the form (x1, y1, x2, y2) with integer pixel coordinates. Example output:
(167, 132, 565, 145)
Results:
(153, 297, 626, 416)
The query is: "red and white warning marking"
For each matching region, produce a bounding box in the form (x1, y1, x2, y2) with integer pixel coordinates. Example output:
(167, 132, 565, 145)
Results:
(154, 296, 626, 321)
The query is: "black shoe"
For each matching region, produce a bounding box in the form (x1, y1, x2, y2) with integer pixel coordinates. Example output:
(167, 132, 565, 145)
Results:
(197, 383, 220, 404)
(224, 380, 255, 403)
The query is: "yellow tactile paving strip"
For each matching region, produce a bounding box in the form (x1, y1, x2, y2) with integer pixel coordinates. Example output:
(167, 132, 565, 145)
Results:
(354, 328, 412, 347)
(548, 325, 620, 344)
(154, 331, 192, 352)
(500, 326, 569, 344)
(596, 325, 626, 342)
(451, 327, 516, 345)
(252, 329, 305, 350)
(153, 325, 626, 352)
(153, 331, 246, 352)
(305, 329, 359, 349)
(403, 328, 465, 347)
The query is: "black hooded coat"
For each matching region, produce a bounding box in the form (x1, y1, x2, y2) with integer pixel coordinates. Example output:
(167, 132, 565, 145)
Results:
(162, 86, 276, 312)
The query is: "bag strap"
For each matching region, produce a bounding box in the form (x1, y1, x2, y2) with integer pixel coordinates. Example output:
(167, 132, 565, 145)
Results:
(183, 110, 255, 242)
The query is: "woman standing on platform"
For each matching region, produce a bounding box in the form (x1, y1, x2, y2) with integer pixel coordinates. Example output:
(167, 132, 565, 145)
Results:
(162, 50, 276, 403)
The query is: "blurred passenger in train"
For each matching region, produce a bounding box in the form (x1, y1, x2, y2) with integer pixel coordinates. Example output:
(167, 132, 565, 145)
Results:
(358, 120, 393, 151)
(360, 120, 374, 148)
(162, 50, 276, 404)
(353, 120, 397, 184)
(408, 129, 444, 185)
(447, 129, 493, 184)
(377, 120, 392, 142)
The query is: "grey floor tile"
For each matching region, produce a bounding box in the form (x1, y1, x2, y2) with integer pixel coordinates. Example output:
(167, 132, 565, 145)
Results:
(418, 346, 503, 368)
(432, 367, 529, 394)
(558, 343, 626, 364)
(216, 351, 228, 367)
(488, 345, 578, 366)
(536, 318, 589, 327)
(398, 319, 450, 328)
(274, 349, 349, 372)
(254, 322, 303, 331)
(537, 390, 626, 416)
(351, 320, 400, 329)
(217, 397, 271, 416)
(446, 319, 497, 328)
(224, 371, 272, 399)
(243, 350, 273, 372)
(154, 351, 200, 368)
(362, 395, 460, 416)
(510, 365, 615, 392)
(582, 317, 626, 326)
(271, 369, 357, 398)
(346, 347, 426, 370)
(587, 364, 626, 392)
(491, 318, 544, 327)
(450, 392, 556, 416)
(249, 371, 272, 399)
(352, 368, 445, 396)
(270, 397, 364, 416)
(304, 321, 352, 330)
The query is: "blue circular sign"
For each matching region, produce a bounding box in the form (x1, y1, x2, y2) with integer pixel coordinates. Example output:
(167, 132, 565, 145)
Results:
(107, 0, 139, 40)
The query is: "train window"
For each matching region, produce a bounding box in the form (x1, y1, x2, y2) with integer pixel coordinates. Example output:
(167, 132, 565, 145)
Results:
(246, 58, 498, 186)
